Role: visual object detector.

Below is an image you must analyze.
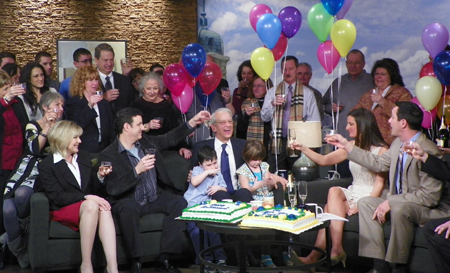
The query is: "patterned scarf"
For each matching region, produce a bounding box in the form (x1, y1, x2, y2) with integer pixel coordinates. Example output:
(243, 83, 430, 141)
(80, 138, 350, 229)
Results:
(242, 98, 265, 143)
(271, 80, 304, 154)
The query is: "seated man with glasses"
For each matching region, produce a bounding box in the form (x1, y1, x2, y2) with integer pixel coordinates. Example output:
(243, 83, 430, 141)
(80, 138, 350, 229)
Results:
(59, 48, 93, 100)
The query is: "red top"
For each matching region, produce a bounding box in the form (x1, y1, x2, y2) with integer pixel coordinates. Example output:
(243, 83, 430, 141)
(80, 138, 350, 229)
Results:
(1, 98, 24, 170)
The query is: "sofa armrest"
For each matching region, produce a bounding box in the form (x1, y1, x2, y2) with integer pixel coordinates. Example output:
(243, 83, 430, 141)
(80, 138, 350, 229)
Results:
(29, 192, 50, 269)
(305, 178, 352, 204)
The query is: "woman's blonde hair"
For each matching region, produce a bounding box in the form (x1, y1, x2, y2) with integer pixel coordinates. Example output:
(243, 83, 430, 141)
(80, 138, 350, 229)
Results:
(48, 120, 83, 158)
(0, 70, 11, 89)
(70, 66, 100, 98)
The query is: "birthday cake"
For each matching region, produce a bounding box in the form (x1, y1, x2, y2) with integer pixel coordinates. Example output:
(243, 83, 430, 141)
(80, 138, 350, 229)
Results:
(179, 200, 252, 223)
(240, 205, 322, 234)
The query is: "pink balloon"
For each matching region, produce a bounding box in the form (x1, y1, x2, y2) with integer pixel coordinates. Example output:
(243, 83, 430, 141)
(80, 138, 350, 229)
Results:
(336, 0, 353, 20)
(422, 23, 449, 59)
(249, 4, 272, 32)
(198, 63, 222, 95)
(171, 84, 193, 114)
(269, 33, 288, 61)
(411, 97, 437, 129)
(317, 41, 340, 74)
(163, 63, 188, 97)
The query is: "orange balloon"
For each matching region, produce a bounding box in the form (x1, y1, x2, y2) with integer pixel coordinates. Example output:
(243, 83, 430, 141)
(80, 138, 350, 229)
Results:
(436, 95, 450, 123)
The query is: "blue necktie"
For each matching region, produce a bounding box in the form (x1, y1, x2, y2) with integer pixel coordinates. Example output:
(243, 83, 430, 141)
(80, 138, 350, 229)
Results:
(221, 144, 234, 194)
(105, 76, 113, 90)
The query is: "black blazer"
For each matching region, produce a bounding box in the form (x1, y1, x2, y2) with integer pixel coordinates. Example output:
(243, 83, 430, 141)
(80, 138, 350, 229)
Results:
(99, 122, 194, 203)
(422, 154, 450, 206)
(0, 97, 29, 173)
(100, 71, 134, 114)
(191, 137, 247, 169)
(65, 95, 116, 153)
(38, 150, 102, 211)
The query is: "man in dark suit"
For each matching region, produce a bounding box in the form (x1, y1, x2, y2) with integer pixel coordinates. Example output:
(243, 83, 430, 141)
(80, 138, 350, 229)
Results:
(99, 107, 210, 273)
(94, 43, 134, 114)
(191, 108, 287, 204)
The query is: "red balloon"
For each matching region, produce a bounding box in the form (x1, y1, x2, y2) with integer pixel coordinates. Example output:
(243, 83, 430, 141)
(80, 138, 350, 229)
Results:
(249, 4, 273, 32)
(163, 63, 188, 97)
(270, 33, 288, 61)
(182, 66, 196, 87)
(419, 62, 435, 78)
(198, 63, 222, 95)
(317, 40, 340, 74)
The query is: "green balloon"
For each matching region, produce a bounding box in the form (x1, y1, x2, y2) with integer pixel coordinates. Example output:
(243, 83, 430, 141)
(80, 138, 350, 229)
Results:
(307, 3, 334, 42)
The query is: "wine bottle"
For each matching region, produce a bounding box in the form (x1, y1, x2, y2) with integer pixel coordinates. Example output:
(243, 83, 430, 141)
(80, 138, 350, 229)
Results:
(438, 116, 449, 148)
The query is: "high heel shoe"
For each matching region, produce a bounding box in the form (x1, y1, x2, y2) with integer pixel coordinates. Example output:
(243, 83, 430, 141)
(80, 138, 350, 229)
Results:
(288, 249, 316, 273)
(330, 251, 347, 268)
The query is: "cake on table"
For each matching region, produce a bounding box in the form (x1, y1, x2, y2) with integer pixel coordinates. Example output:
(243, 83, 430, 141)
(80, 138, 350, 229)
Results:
(240, 204, 322, 234)
(179, 200, 252, 223)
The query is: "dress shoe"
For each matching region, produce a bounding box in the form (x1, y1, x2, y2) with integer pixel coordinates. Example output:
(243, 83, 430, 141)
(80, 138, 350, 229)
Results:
(155, 260, 181, 273)
(288, 249, 315, 273)
(330, 251, 347, 267)
(129, 260, 142, 273)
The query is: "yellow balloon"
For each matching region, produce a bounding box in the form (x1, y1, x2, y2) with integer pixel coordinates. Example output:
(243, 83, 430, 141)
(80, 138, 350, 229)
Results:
(250, 47, 274, 80)
(330, 19, 357, 57)
(416, 76, 442, 111)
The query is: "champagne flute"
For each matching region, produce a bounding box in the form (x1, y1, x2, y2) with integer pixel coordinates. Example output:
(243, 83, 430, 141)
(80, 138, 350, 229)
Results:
(297, 180, 308, 206)
(286, 181, 297, 208)
(288, 128, 297, 157)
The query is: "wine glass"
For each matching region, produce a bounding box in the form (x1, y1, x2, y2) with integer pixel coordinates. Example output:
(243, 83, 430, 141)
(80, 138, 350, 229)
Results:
(100, 161, 112, 174)
(297, 180, 308, 206)
(251, 101, 257, 108)
(286, 181, 297, 208)
(288, 128, 297, 157)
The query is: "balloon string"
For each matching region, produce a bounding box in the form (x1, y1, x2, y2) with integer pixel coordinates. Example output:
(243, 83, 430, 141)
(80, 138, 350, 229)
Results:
(443, 86, 447, 118)
(178, 97, 183, 114)
(194, 84, 198, 144)
(336, 59, 343, 132)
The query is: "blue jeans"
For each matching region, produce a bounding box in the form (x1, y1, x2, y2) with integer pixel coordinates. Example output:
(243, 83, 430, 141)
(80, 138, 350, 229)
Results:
(187, 222, 227, 264)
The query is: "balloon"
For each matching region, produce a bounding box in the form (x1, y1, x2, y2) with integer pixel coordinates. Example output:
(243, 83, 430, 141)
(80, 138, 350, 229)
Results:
(181, 43, 206, 78)
(420, 62, 435, 78)
(415, 76, 443, 111)
(195, 83, 216, 107)
(250, 47, 275, 80)
(278, 6, 302, 39)
(249, 4, 273, 32)
(330, 19, 357, 57)
(336, 0, 353, 20)
(437, 95, 450, 122)
(162, 63, 188, 97)
(180, 66, 196, 87)
(433, 51, 450, 85)
(307, 3, 334, 42)
(317, 41, 340, 74)
(256, 13, 282, 50)
(321, 0, 345, 16)
(270, 33, 288, 61)
(171, 84, 194, 114)
(411, 97, 437, 129)
(198, 62, 222, 95)
(422, 23, 449, 59)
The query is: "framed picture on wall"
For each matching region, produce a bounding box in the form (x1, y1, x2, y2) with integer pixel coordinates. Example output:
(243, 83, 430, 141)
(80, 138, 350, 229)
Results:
(56, 39, 127, 82)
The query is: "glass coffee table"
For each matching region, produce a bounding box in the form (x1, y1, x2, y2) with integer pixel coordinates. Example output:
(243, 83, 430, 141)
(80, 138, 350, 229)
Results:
(196, 220, 331, 273)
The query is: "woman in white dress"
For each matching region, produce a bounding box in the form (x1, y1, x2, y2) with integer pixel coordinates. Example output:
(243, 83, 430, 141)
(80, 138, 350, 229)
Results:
(291, 108, 389, 268)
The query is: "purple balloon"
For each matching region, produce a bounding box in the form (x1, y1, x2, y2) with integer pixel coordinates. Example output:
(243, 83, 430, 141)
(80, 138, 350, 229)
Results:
(278, 6, 302, 39)
(336, 0, 353, 20)
(422, 23, 449, 59)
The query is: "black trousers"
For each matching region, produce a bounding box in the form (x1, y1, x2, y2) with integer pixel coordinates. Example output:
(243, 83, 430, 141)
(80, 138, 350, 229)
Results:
(111, 191, 187, 258)
(423, 217, 450, 272)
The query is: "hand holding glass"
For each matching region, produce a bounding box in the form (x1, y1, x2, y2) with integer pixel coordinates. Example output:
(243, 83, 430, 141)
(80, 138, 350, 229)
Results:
(100, 161, 112, 174)
(288, 129, 297, 157)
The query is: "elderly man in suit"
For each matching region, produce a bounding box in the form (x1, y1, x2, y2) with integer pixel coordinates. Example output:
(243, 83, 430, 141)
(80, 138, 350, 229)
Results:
(94, 43, 134, 114)
(326, 101, 450, 273)
(99, 107, 210, 273)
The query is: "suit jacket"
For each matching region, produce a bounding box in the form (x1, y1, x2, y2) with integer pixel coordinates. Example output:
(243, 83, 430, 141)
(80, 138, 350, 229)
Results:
(99, 123, 194, 203)
(422, 154, 450, 207)
(38, 150, 101, 211)
(65, 95, 116, 153)
(100, 71, 134, 114)
(348, 133, 447, 208)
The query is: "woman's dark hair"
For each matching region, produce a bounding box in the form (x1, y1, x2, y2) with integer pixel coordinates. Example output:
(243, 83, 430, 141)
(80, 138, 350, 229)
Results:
(20, 62, 50, 115)
(197, 145, 217, 165)
(247, 76, 273, 98)
(129, 68, 146, 82)
(371, 59, 405, 87)
(348, 108, 389, 150)
(236, 60, 258, 82)
(1, 63, 20, 78)
(242, 140, 266, 162)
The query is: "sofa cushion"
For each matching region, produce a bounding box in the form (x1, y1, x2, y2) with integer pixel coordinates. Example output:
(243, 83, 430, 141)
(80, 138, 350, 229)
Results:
(161, 150, 190, 192)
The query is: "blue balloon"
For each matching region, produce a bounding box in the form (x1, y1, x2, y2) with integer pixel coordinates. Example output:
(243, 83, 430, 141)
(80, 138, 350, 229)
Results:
(321, 0, 345, 16)
(256, 13, 282, 50)
(433, 51, 450, 85)
(182, 43, 206, 78)
(195, 83, 216, 107)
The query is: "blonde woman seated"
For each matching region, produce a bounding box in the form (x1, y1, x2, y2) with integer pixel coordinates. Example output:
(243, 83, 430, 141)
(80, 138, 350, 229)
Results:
(290, 108, 389, 268)
(38, 121, 118, 273)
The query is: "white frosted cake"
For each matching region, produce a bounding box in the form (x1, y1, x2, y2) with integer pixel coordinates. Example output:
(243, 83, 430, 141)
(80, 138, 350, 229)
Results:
(240, 205, 322, 234)
(180, 200, 252, 223)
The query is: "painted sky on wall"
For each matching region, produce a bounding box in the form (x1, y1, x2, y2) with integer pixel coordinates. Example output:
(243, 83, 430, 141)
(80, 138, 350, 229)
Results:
(198, 0, 450, 96)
